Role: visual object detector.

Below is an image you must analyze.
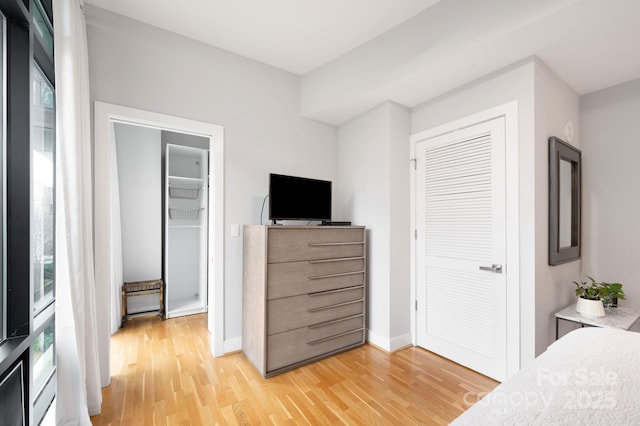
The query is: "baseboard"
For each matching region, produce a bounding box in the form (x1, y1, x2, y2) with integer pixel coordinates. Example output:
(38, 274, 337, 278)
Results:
(366, 330, 413, 353)
(389, 333, 413, 352)
(223, 336, 242, 354)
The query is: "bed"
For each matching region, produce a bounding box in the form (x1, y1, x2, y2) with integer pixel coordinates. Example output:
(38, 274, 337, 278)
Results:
(453, 327, 640, 425)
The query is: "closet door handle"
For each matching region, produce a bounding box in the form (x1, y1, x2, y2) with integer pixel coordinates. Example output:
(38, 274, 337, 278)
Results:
(479, 264, 503, 274)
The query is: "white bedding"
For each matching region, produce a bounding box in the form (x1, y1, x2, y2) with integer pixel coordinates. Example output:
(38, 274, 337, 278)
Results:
(453, 328, 640, 425)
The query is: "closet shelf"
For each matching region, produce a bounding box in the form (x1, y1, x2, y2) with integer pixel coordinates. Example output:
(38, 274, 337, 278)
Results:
(168, 175, 203, 182)
(169, 207, 204, 220)
(165, 143, 208, 320)
(169, 183, 202, 199)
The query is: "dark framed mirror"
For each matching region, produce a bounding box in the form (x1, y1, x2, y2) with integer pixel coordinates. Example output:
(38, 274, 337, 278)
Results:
(549, 136, 581, 265)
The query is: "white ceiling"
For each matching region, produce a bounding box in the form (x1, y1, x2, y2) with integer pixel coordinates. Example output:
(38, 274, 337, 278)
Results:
(83, 0, 440, 75)
(84, 0, 640, 124)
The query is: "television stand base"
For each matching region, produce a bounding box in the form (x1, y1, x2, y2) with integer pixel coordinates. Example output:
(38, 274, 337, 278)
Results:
(319, 221, 352, 226)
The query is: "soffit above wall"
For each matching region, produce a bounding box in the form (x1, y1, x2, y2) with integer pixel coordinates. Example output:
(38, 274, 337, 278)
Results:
(83, 0, 439, 75)
(301, 0, 640, 124)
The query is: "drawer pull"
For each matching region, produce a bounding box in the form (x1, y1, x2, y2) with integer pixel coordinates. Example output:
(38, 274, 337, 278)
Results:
(307, 313, 364, 329)
(308, 270, 365, 281)
(308, 299, 363, 313)
(308, 285, 364, 297)
(308, 328, 364, 345)
(308, 241, 364, 247)
(308, 256, 364, 265)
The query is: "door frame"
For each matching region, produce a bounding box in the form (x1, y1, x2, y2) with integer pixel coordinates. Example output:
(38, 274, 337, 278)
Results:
(94, 101, 225, 387)
(409, 101, 520, 378)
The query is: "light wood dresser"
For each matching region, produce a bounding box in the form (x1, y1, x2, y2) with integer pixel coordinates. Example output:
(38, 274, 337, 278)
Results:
(243, 225, 366, 377)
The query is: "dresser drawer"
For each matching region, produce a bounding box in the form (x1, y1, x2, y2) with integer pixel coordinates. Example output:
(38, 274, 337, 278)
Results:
(267, 319, 364, 372)
(267, 228, 365, 263)
(267, 257, 365, 300)
(243, 225, 367, 377)
(267, 286, 364, 335)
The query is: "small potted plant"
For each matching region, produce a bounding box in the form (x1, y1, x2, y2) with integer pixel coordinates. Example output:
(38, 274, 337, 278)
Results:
(600, 282, 625, 308)
(572, 276, 625, 317)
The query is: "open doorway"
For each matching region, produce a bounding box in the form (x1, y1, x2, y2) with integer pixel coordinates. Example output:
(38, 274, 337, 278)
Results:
(114, 125, 210, 319)
(93, 102, 224, 387)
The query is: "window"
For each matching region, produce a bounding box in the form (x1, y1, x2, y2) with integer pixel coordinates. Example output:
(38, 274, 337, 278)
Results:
(32, 320, 54, 395)
(31, 1, 55, 423)
(32, 62, 55, 315)
(31, 0, 52, 56)
(0, 0, 56, 423)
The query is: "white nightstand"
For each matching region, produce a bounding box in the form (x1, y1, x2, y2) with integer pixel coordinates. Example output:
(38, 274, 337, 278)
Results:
(555, 304, 640, 340)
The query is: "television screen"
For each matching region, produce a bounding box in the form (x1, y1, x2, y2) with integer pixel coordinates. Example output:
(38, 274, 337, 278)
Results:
(269, 173, 332, 221)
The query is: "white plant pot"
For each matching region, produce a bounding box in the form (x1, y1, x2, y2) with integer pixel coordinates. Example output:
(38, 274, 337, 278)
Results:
(576, 297, 605, 317)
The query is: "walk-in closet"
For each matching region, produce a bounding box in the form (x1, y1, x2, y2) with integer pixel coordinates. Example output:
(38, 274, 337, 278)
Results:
(114, 124, 210, 322)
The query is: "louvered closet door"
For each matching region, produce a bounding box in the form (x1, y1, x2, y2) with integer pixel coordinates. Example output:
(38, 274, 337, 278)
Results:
(415, 116, 506, 381)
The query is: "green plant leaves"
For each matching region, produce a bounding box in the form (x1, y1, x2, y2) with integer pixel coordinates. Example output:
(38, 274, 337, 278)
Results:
(571, 277, 625, 301)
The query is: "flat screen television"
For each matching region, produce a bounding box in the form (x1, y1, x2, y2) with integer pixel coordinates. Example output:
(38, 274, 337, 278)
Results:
(269, 173, 332, 221)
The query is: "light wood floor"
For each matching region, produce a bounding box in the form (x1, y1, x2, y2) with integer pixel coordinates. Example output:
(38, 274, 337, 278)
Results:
(90, 314, 497, 425)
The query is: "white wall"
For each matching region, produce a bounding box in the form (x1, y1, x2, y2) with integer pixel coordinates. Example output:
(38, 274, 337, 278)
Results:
(336, 102, 412, 351)
(114, 124, 162, 281)
(85, 5, 336, 348)
(411, 58, 537, 365)
(581, 78, 640, 312)
(533, 60, 581, 354)
(337, 104, 391, 346)
(388, 103, 411, 345)
(114, 123, 162, 314)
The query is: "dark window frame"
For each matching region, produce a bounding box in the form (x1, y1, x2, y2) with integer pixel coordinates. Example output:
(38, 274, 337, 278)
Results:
(0, 0, 55, 423)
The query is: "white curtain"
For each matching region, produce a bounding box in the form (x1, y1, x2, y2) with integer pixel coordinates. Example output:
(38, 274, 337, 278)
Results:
(53, 0, 103, 423)
(109, 128, 124, 335)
